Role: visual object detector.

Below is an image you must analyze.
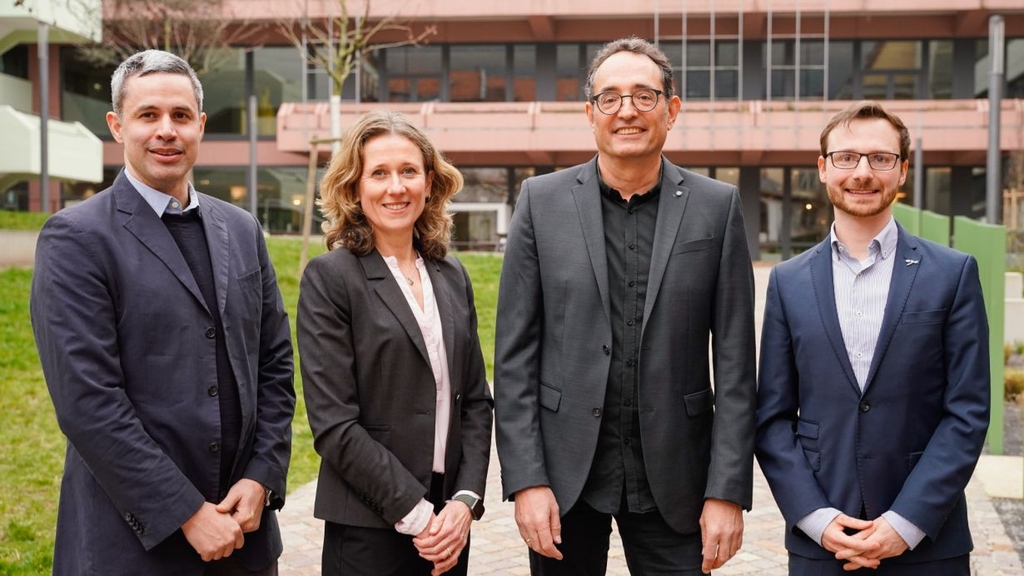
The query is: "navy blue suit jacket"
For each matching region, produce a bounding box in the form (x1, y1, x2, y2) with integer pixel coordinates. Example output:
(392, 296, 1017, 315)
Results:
(31, 172, 295, 575)
(755, 224, 989, 564)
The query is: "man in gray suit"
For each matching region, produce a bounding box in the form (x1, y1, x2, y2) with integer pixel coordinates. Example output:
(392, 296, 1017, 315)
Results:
(31, 50, 295, 575)
(494, 37, 757, 575)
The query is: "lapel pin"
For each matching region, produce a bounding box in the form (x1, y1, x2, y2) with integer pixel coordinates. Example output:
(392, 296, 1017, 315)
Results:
(905, 258, 919, 266)
(674, 190, 683, 197)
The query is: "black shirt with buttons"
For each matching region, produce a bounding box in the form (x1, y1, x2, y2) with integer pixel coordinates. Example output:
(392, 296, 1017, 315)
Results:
(579, 170, 660, 515)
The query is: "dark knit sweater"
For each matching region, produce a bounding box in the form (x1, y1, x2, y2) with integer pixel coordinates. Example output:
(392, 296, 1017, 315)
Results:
(162, 209, 242, 498)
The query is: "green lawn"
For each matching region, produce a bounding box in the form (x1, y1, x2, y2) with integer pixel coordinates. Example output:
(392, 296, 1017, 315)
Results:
(0, 235, 502, 575)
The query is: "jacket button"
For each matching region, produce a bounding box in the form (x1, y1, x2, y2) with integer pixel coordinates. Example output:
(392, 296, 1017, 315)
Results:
(205, 327, 216, 339)
(592, 408, 602, 418)
(209, 442, 220, 452)
(859, 401, 871, 412)
(207, 386, 218, 397)
(626, 358, 635, 367)
(602, 345, 610, 355)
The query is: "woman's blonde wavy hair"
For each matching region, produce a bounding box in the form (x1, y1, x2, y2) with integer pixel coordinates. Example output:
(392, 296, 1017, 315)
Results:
(318, 110, 464, 260)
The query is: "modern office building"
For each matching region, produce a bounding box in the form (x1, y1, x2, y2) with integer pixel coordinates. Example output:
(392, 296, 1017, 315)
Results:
(2, 0, 1023, 258)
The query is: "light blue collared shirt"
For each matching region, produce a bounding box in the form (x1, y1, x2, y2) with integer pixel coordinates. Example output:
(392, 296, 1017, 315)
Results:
(796, 217, 926, 551)
(124, 169, 200, 217)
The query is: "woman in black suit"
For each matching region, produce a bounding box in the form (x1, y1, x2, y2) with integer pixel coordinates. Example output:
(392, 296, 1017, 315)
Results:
(297, 110, 493, 576)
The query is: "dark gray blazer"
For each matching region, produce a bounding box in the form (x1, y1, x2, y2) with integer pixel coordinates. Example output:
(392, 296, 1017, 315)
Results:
(297, 247, 493, 528)
(31, 171, 295, 575)
(494, 156, 757, 534)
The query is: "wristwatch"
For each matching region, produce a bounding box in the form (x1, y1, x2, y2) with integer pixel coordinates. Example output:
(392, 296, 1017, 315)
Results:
(452, 493, 485, 520)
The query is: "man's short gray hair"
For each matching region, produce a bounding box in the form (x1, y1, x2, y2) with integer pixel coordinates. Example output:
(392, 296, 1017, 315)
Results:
(110, 50, 204, 117)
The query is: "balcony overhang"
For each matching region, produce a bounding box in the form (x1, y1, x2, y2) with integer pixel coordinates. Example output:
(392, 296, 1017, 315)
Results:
(277, 99, 1024, 167)
(0, 0, 102, 55)
(0, 105, 103, 187)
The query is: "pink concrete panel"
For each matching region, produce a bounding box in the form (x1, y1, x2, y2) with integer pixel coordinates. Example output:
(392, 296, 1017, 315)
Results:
(276, 99, 1024, 167)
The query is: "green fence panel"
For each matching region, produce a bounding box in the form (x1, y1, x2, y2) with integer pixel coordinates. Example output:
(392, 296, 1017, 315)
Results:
(953, 216, 1006, 455)
(891, 202, 920, 236)
(920, 210, 951, 246)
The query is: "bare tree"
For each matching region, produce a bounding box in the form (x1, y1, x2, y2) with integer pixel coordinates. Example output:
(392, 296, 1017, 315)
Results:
(75, 0, 263, 74)
(278, 0, 436, 99)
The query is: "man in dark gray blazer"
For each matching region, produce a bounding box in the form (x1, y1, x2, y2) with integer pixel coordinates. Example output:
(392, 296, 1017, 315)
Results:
(494, 37, 757, 575)
(31, 50, 295, 575)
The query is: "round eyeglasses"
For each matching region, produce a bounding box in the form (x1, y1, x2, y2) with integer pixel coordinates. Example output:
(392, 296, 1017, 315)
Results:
(590, 89, 663, 115)
(826, 151, 901, 171)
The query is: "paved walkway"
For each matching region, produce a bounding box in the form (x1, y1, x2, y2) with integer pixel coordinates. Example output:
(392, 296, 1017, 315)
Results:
(278, 263, 1024, 575)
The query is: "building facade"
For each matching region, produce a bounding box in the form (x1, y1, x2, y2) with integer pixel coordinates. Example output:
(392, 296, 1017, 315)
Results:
(3, 0, 1023, 259)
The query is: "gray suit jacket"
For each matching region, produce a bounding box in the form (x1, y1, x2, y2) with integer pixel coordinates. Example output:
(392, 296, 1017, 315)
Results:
(31, 171, 295, 575)
(297, 247, 493, 528)
(494, 156, 757, 534)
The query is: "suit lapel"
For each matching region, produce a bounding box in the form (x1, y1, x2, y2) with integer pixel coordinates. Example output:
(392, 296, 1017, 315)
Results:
(199, 195, 231, 319)
(810, 237, 861, 394)
(863, 227, 921, 392)
(360, 251, 431, 364)
(116, 173, 208, 312)
(643, 159, 689, 327)
(426, 260, 457, 393)
(572, 158, 611, 324)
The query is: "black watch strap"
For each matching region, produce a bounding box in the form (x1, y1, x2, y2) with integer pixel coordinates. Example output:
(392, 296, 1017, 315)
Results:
(452, 493, 485, 520)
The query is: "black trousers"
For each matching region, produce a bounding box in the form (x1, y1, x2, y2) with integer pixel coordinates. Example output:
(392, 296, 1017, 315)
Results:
(788, 553, 970, 575)
(529, 499, 704, 576)
(322, 473, 470, 576)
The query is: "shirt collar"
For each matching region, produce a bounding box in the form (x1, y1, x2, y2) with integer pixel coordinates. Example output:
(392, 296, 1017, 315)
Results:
(830, 217, 898, 259)
(596, 164, 663, 206)
(125, 168, 200, 217)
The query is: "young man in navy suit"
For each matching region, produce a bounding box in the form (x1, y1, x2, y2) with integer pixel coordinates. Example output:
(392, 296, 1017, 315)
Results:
(756, 101, 990, 574)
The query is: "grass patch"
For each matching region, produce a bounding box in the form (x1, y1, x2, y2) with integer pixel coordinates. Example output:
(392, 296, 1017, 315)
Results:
(0, 213, 49, 232)
(0, 237, 502, 574)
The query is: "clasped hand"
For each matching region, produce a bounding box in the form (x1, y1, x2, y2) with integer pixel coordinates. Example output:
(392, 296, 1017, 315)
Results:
(822, 514, 909, 571)
(413, 500, 473, 576)
(182, 479, 267, 562)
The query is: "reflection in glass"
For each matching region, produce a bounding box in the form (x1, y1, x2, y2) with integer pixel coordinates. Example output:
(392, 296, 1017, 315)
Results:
(450, 45, 507, 102)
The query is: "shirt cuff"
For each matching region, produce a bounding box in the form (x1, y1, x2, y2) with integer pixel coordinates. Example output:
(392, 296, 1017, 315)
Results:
(796, 507, 842, 547)
(881, 510, 925, 550)
(394, 498, 433, 536)
(451, 489, 481, 502)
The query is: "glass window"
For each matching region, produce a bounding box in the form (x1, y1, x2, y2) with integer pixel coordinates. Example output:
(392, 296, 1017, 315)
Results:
(760, 168, 784, 253)
(790, 168, 829, 249)
(512, 45, 536, 101)
(459, 167, 509, 203)
(1008, 38, 1024, 98)
(450, 45, 507, 102)
(828, 41, 856, 99)
(1, 45, 29, 78)
(767, 40, 826, 99)
(927, 41, 953, 99)
(556, 44, 582, 101)
(193, 166, 312, 233)
(925, 167, 951, 216)
(254, 47, 304, 136)
(382, 46, 442, 102)
(673, 41, 739, 100)
(198, 49, 247, 135)
(62, 47, 116, 136)
(63, 168, 118, 207)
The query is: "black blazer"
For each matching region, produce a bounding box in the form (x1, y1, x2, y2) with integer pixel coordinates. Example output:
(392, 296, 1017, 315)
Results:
(494, 157, 757, 534)
(31, 171, 295, 575)
(297, 247, 493, 528)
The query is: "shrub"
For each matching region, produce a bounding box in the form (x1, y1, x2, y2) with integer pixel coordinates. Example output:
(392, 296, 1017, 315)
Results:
(1006, 369, 1024, 401)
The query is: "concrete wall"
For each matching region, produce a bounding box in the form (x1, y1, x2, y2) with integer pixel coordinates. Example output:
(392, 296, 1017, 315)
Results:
(0, 230, 36, 267)
(1008, 272, 1024, 344)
